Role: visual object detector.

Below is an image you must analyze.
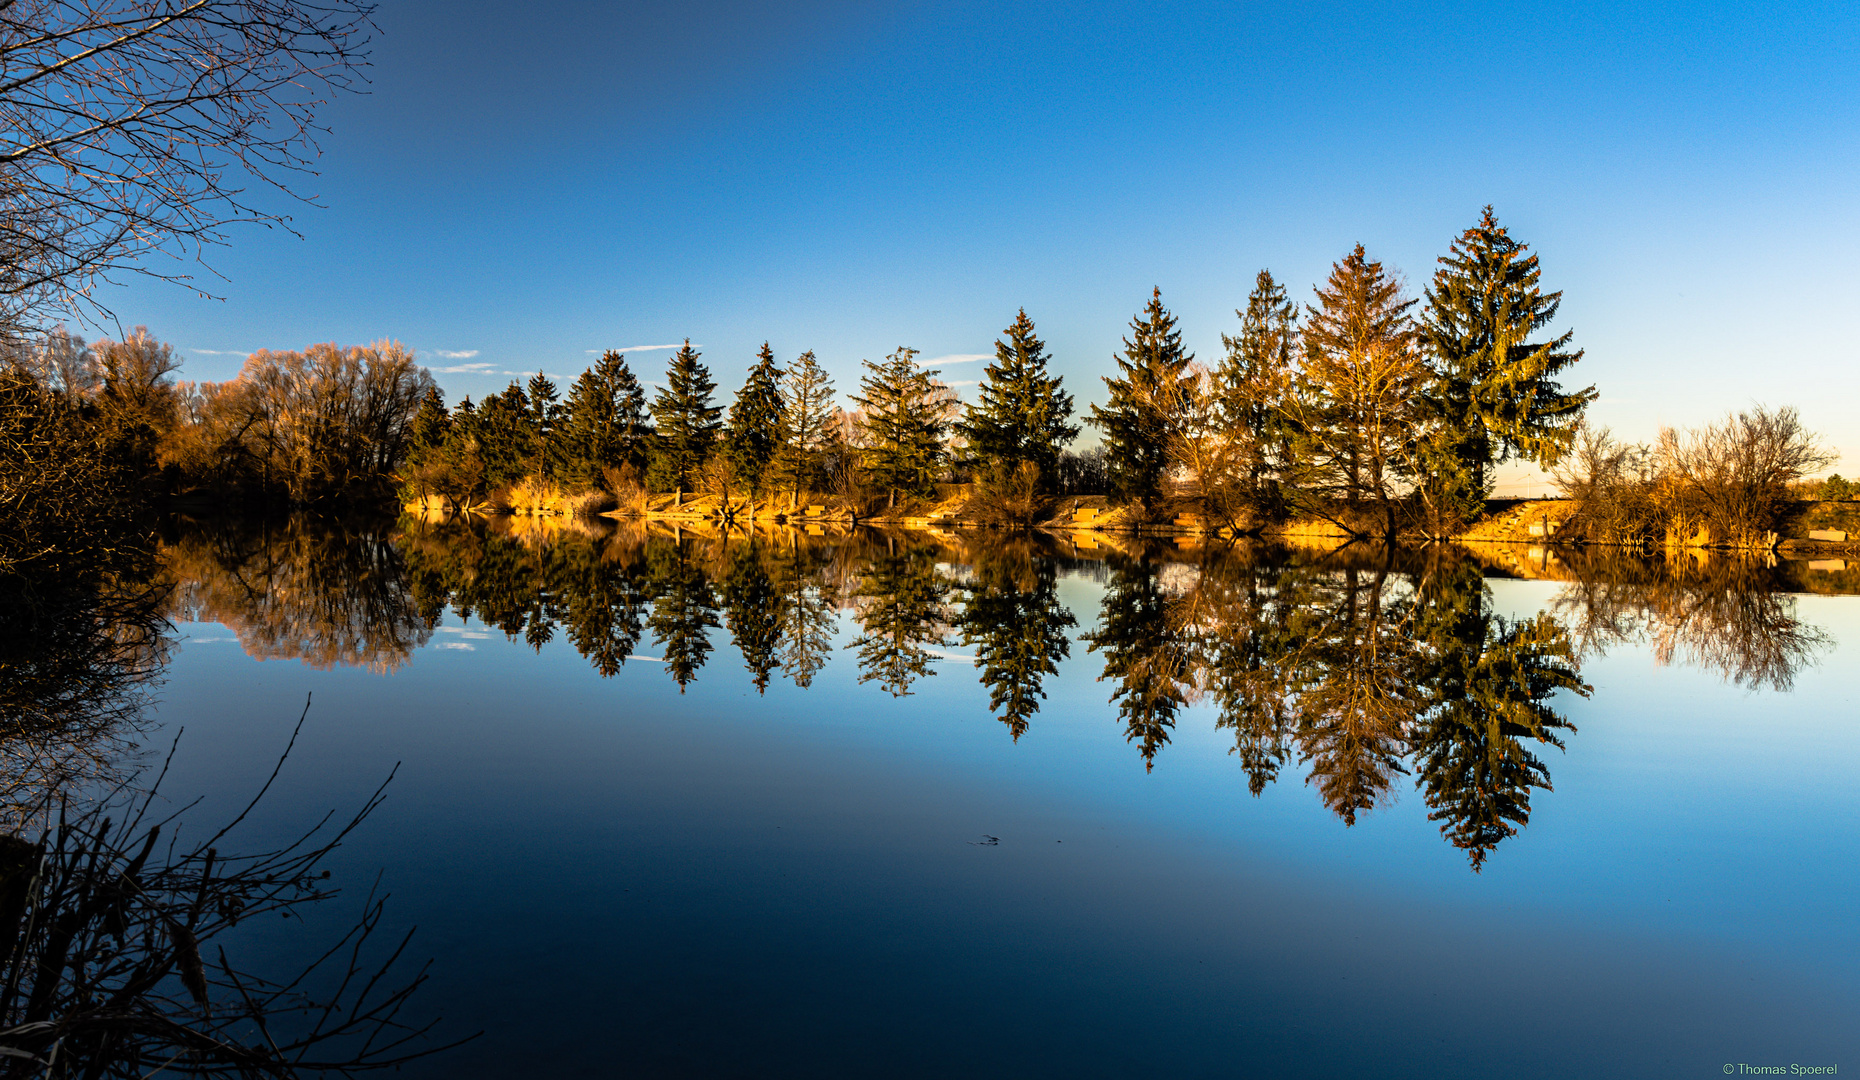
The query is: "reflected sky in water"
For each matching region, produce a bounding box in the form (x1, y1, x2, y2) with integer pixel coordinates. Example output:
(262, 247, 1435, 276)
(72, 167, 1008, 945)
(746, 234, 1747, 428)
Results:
(137, 519, 1857, 1078)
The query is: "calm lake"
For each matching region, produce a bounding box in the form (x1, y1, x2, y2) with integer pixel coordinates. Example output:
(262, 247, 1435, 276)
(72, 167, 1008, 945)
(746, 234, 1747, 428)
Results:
(78, 518, 1860, 1076)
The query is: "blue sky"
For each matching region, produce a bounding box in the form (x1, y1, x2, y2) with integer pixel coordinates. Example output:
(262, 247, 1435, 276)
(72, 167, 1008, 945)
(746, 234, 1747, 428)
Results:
(99, 0, 1859, 491)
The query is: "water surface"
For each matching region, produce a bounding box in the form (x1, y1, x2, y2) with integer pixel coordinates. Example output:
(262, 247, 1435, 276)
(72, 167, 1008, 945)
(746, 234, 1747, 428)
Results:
(69, 519, 1860, 1076)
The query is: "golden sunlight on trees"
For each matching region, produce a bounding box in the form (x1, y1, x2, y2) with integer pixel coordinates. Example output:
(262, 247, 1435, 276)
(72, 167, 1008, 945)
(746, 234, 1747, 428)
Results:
(166, 341, 433, 503)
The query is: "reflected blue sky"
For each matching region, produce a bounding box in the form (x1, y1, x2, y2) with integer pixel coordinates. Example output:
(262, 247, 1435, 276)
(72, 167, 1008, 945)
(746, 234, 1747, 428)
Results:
(154, 570, 1857, 1077)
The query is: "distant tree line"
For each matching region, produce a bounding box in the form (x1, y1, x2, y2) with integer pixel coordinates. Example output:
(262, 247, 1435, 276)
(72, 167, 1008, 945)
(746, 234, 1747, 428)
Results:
(402, 207, 1614, 536)
(3, 207, 1839, 557)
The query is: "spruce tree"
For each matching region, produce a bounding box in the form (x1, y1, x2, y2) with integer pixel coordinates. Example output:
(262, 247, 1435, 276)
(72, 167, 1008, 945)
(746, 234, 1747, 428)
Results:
(649, 340, 722, 497)
(1421, 207, 1597, 523)
(558, 350, 651, 489)
(408, 385, 450, 459)
(853, 347, 949, 507)
(1292, 245, 1427, 537)
(726, 343, 786, 502)
(525, 372, 560, 478)
(475, 381, 533, 488)
(769, 350, 835, 507)
(1217, 271, 1298, 506)
(956, 309, 1078, 487)
(1088, 288, 1196, 512)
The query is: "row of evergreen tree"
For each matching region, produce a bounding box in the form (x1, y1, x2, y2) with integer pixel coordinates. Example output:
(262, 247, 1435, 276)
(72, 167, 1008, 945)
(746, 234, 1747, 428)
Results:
(401, 207, 1592, 533)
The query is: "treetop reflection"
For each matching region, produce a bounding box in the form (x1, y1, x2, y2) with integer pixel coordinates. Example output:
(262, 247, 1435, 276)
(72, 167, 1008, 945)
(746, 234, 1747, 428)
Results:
(147, 517, 1843, 868)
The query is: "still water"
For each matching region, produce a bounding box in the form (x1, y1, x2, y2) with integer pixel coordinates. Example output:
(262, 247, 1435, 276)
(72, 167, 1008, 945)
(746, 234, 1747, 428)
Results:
(99, 520, 1860, 1075)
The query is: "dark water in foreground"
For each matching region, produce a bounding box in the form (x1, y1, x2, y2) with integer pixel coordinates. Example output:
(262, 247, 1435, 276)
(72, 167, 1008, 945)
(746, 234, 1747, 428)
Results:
(32, 518, 1860, 1076)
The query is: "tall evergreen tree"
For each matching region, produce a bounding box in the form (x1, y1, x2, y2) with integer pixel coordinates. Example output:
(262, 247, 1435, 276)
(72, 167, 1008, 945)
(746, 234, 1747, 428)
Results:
(1290, 245, 1427, 538)
(1088, 288, 1196, 512)
(1217, 271, 1299, 508)
(558, 350, 651, 489)
(1421, 207, 1597, 523)
(726, 344, 785, 502)
(649, 340, 722, 497)
(853, 347, 949, 507)
(956, 309, 1078, 487)
(769, 350, 835, 507)
(525, 372, 559, 477)
(474, 381, 533, 488)
(401, 385, 450, 478)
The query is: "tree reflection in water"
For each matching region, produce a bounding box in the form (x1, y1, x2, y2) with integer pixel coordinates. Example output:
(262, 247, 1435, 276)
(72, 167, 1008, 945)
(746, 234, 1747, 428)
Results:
(0, 562, 171, 827)
(850, 536, 952, 698)
(1549, 548, 1830, 692)
(1083, 556, 1190, 770)
(1, 537, 463, 1072)
(956, 540, 1075, 741)
(163, 516, 430, 673)
(145, 517, 1841, 867)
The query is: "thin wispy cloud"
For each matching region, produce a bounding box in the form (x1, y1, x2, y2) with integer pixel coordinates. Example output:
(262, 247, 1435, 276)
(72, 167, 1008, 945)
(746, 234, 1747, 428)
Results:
(945, 379, 977, 387)
(434, 361, 497, 374)
(923, 353, 990, 366)
(190, 348, 248, 356)
(584, 343, 693, 354)
(431, 349, 480, 359)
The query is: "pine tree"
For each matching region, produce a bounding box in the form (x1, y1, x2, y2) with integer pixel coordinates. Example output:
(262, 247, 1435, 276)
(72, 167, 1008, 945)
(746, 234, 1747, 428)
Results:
(726, 343, 785, 502)
(649, 340, 722, 498)
(1217, 271, 1298, 507)
(769, 350, 835, 507)
(1088, 288, 1196, 512)
(853, 347, 949, 507)
(956, 309, 1077, 487)
(557, 350, 651, 489)
(1290, 245, 1427, 538)
(1421, 207, 1597, 524)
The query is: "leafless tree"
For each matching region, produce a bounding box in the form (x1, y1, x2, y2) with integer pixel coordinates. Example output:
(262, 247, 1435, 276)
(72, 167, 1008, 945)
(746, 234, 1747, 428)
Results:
(0, 0, 376, 329)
